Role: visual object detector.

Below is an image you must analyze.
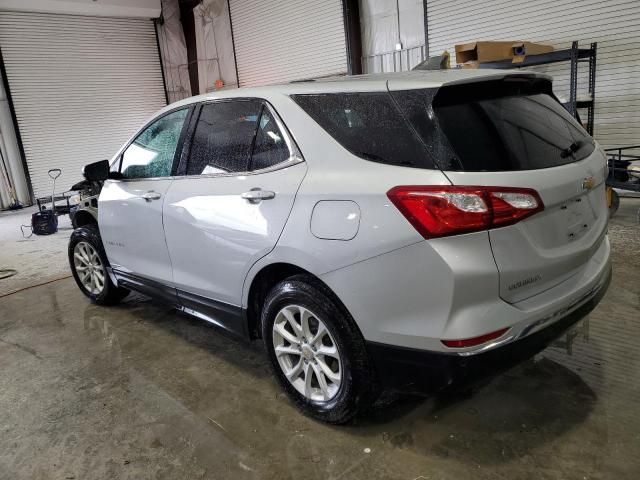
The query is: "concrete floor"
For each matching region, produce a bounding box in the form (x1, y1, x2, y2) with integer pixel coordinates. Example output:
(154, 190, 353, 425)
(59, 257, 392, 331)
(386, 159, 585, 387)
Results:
(0, 206, 72, 296)
(0, 199, 639, 480)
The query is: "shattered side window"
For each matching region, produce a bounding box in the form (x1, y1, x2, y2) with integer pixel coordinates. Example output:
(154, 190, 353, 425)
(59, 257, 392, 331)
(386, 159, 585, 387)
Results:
(291, 92, 437, 169)
(249, 106, 292, 171)
(187, 100, 262, 175)
(390, 88, 460, 170)
(120, 108, 189, 179)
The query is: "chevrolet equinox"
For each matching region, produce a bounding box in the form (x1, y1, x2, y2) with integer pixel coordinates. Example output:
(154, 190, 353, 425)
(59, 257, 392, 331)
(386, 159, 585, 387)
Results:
(68, 70, 612, 423)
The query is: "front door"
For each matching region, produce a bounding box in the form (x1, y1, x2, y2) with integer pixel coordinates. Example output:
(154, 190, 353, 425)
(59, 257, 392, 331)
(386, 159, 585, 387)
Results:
(99, 107, 191, 298)
(163, 99, 306, 333)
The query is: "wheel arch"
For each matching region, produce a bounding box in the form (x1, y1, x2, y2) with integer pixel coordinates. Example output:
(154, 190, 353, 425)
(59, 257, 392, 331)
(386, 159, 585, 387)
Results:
(73, 209, 98, 229)
(244, 261, 354, 340)
(245, 262, 308, 339)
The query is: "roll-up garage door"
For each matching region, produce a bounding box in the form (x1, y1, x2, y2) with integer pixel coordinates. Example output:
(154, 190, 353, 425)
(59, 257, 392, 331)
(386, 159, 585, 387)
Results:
(426, 0, 640, 149)
(229, 0, 348, 86)
(0, 12, 167, 198)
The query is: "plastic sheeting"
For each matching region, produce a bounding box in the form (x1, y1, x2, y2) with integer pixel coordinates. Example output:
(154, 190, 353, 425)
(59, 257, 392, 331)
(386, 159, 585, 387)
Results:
(193, 0, 238, 93)
(157, 0, 191, 103)
(360, 0, 426, 73)
(156, 0, 237, 101)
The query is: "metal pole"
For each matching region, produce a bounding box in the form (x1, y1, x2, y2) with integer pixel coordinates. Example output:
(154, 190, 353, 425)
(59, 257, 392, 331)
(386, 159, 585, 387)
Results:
(588, 42, 597, 136)
(423, 0, 429, 57)
(396, 0, 401, 47)
(569, 40, 578, 119)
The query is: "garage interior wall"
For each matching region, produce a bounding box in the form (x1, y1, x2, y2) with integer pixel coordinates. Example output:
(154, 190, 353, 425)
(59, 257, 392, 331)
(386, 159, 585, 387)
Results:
(426, 0, 640, 149)
(229, 0, 348, 86)
(0, 12, 167, 199)
(360, 0, 425, 73)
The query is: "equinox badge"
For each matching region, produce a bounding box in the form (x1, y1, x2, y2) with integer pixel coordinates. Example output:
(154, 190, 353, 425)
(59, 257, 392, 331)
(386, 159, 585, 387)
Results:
(508, 274, 542, 291)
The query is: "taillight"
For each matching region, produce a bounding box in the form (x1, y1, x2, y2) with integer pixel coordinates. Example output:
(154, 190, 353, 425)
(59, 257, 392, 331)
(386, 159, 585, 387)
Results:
(387, 186, 543, 239)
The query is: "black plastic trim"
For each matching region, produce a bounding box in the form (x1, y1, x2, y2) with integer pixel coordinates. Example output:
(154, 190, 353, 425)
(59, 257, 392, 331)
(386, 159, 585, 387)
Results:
(177, 289, 248, 339)
(114, 270, 178, 305)
(112, 270, 248, 339)
(175, 103, 201, 176)
(366, 266, 612, 395)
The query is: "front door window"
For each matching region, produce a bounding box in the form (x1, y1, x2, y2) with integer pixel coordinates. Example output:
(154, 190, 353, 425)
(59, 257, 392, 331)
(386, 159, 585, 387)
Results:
(120, 108, 189, 179)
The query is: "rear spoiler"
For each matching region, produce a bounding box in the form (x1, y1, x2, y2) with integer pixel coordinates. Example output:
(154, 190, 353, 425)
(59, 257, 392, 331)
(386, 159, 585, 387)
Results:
(433, 75, 554, 106)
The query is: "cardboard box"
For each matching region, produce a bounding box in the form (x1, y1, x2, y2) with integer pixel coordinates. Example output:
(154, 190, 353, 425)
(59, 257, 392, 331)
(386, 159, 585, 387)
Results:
(455, 41, 554, 67)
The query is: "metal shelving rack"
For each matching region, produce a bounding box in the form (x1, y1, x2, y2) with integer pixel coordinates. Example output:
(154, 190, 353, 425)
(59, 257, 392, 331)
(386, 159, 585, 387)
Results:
(478, 41, 598, 135)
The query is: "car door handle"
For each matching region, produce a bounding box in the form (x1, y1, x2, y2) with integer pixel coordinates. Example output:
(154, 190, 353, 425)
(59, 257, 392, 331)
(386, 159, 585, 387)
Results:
(241, 189, 275, 203)
(140, 191, 162, 202)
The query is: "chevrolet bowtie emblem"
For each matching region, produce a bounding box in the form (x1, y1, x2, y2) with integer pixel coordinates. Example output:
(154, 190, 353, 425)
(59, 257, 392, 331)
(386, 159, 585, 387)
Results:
(582, 176, 595, 190)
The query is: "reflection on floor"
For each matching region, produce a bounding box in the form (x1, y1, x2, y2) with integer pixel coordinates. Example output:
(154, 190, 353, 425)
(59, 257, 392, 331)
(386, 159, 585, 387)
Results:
(0, 198, 638, 479)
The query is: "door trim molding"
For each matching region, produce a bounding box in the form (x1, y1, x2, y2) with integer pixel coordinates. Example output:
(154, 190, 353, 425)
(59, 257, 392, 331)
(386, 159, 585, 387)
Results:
(177, 288, 248, 338)
(112, 269, 248, 339)
(113, 270, 178, 305)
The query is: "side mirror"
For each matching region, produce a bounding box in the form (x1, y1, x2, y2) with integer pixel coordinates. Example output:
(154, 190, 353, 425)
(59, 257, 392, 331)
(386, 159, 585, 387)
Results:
(82, 160, 109, 181)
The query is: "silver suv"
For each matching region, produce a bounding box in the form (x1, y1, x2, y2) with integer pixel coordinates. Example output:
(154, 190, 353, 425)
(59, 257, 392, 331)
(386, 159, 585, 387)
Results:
(69, 70, 611, 423)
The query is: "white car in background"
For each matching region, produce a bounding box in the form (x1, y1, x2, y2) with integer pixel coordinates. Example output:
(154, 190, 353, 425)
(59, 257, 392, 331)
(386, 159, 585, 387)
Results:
(68, 70, 611, 423)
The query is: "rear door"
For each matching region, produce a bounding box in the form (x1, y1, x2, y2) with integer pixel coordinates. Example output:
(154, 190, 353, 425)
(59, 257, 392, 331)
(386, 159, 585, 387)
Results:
(99, 107, 191, 295)
(163, 99, 306, 331)
(391, 78, 608, 303)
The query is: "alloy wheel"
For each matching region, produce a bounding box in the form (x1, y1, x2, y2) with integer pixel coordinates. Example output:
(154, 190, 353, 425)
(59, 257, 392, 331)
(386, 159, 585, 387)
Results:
(272, 304, 342, 402)
(73, 241, 105, 295)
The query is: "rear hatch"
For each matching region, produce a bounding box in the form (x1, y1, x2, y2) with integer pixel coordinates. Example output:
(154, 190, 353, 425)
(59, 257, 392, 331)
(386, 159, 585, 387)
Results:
(390, 75, 608, 303)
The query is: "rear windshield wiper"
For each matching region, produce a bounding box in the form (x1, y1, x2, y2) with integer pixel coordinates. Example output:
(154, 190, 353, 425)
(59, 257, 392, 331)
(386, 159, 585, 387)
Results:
(560, 140, 587, 158)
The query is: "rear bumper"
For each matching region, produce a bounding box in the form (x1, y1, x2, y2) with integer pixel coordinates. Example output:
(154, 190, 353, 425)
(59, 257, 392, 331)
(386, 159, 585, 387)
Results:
(366, 265, 611, 395)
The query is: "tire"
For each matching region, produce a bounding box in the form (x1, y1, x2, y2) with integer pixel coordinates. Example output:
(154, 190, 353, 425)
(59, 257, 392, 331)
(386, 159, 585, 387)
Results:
(261, 274, 378, 424)
(609, 189, 620, 218)
(68, 225, 129, 305)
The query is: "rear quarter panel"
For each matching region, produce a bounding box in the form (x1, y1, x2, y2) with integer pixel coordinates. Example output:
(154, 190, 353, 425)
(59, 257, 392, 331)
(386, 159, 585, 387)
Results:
(241, 93, 451, 307)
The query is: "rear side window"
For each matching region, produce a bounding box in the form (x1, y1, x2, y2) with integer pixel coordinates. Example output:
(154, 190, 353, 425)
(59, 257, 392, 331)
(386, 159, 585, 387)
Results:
(291, 92, 436, 169)
(187, 100, 262, 175)
(392, 80, 595, 171)
(250, 107, 291, 170)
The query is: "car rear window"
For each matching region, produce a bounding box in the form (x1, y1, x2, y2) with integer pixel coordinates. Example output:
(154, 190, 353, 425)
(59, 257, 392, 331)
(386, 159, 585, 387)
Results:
(392, 79, 595, 171)
(291, 92, 437, 169)
(293, 78, 595, 172)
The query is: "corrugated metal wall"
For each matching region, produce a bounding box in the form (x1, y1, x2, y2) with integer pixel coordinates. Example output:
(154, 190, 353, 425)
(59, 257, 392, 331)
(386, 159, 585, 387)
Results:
(427, 0, 640, 148)
(0, 12, 167, 198)
(229, 0, 348, 86)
